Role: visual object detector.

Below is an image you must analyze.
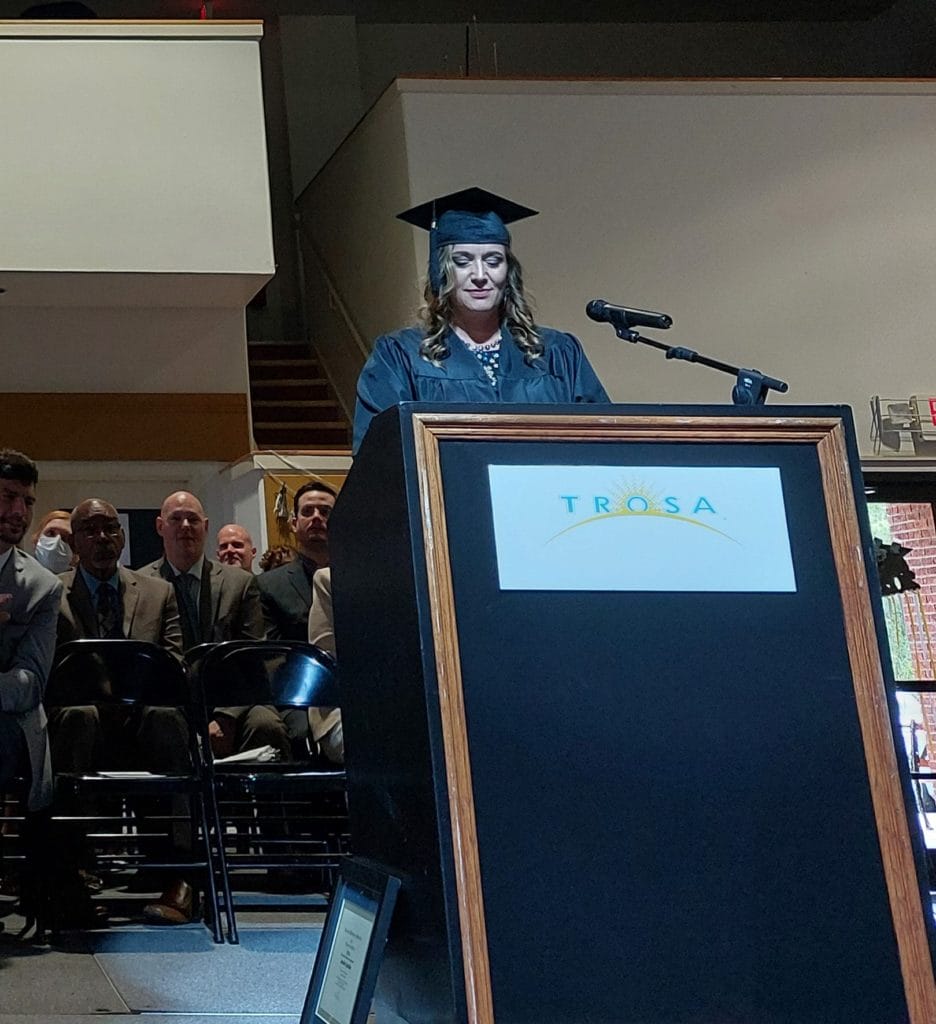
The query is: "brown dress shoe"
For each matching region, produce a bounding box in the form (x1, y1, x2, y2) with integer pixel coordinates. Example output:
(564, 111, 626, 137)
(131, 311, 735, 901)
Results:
(142, 879, 193, 925)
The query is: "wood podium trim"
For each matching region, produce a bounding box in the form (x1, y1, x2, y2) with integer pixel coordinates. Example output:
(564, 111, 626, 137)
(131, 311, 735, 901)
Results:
(816, 423, 936, 1024)
(412, 419, 495, 1024)
(410, 410, 936, 1024)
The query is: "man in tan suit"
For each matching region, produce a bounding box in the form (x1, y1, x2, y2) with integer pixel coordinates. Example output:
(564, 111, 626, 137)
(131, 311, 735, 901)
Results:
(57, 504, 182, 653)
(52, 498, 191, 924)
(140, 491, 289, 762)
(308, 567, 342, 765)
(54, 498, 185, 770)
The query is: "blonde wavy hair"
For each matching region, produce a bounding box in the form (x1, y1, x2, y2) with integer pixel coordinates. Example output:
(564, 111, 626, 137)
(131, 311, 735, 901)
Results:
(417, 245, 543, 366)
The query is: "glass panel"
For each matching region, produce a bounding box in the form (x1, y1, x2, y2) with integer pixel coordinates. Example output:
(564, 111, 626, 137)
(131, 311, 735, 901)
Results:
(895, 690, 936, 851)
(867, 491, 936, 906)
(868, 501, 936, 681)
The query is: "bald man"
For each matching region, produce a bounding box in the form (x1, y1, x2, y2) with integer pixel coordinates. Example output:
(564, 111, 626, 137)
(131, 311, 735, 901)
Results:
(140, 491, 289, 760)
(217, 523, 256, 573)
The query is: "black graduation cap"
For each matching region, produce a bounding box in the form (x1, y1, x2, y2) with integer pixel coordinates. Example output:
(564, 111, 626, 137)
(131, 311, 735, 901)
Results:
(397, 187, 538, 295)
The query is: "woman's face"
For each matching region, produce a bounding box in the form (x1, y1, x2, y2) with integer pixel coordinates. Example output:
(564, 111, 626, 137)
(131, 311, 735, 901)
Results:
(450, 244, 508, 316)
(42, 517, 72, 542)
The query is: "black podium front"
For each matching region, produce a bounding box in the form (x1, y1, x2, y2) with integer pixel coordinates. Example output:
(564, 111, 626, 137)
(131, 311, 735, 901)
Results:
(329, 404, 936, 1024)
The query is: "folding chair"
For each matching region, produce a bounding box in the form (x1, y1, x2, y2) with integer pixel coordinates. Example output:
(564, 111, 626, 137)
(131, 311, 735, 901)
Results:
(0, 775, 51, 943)
(45, 639, 228, 942)
(195, 639, 348, 943)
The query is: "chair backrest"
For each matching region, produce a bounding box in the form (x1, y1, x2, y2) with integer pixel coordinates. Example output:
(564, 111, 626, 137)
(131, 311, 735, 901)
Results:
(47, 639, 191, 708)
(183, 642, 217, 668)
(197, 640, 339, 710)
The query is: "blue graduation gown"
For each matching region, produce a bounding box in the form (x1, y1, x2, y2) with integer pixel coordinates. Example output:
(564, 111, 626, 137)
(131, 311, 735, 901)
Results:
(352, 324, 610, 452)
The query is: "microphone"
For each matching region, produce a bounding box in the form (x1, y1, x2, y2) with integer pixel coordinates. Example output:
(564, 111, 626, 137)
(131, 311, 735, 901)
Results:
(586, 299, 673, 331)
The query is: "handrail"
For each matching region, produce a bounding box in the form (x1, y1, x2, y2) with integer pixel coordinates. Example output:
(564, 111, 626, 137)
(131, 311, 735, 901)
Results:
(219, 449, 351, 473)
(301, 240, 371, 363)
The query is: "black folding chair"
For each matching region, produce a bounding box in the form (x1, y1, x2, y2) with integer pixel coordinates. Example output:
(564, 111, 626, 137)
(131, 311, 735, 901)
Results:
(0, 776, 52, 943)
(195, 639, 348, 943)
(45, 639, 228, 942)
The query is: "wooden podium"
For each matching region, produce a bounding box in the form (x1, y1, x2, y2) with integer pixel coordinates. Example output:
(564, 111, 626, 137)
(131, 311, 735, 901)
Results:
(329, 404, 936, 1024)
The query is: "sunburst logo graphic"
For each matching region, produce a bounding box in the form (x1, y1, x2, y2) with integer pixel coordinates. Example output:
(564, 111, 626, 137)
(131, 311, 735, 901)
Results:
(547, 477, 739, 544)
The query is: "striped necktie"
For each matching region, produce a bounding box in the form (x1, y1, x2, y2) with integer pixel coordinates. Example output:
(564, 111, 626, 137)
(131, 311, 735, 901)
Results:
(174, 571, 200, 648)
(96, 583, 123, 639)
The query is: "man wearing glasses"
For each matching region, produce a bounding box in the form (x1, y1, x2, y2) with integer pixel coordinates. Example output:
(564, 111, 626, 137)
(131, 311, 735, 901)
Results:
(51, 499, 189, 924)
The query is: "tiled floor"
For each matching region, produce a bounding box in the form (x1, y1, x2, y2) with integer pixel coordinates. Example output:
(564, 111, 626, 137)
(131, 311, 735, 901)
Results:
(0, 904, 329, 1024)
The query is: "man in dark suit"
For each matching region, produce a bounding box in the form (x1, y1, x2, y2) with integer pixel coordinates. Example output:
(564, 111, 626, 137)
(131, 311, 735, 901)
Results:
(140, 490, 289, 762)
(257, 481, 336, 753)
(0, 450, 61, 815)
(256, 481, 336, 642)
(52, 498, 191, 924)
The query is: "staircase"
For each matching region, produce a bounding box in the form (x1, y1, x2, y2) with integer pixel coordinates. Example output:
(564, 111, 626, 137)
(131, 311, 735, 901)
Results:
(247, 341, 351, 450)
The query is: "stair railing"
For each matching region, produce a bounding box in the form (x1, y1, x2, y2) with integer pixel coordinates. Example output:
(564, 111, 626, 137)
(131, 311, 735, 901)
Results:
(299, 240, 371, 421)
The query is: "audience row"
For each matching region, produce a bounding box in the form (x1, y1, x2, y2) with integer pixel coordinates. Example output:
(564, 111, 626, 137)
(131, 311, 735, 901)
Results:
(0, 448, 341, 927)
(32, 508, 298, 577)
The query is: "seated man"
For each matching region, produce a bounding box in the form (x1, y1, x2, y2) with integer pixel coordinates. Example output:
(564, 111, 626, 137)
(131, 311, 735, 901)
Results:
(258, 481, 336, 756)
(52, 498, 192, 924)
(141, 491, 290, 762)
(257, 482, 335, 641)
(216, 523, 256, 573)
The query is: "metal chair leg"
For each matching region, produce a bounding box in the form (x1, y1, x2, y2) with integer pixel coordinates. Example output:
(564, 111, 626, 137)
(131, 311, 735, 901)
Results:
(195, 791, 224, 944)
(204, 782, 237, 944)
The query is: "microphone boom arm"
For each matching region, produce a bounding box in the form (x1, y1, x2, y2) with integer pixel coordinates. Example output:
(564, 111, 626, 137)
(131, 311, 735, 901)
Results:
(612, 324, 788, 406)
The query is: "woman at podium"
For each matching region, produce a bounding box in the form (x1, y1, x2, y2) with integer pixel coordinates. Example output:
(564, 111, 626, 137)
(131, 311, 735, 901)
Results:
(352, 187, 609, 452)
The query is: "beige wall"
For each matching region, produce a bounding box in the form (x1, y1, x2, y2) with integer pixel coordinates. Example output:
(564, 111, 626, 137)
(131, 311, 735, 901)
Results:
(374, 80, 936, 454)
(0, 28, 273, 277)
(2, 307, 248, 393)
(296, 85, 419, 414)
(0, 22, 273, 439)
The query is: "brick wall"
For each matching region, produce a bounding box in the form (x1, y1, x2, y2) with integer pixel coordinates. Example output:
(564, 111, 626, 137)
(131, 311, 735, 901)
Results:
(886, 502, 936, 760)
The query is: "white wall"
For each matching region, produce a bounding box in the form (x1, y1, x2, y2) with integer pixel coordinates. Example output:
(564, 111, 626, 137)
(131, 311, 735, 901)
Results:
(299, 79, 936, 454)
(296, 86, 417, 384)
(0, 27, 273, 276)
(0, 22, 273, 403)
(395, 81, 936, 451)
(34, 461, 222, 520)
(279, 0, 936, 190)
(1, 307, 248, 392)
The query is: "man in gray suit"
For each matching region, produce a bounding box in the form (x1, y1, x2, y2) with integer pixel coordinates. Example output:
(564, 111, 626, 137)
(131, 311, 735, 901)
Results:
(0, 449, 61, 814)
(140, 490, 289, 762)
